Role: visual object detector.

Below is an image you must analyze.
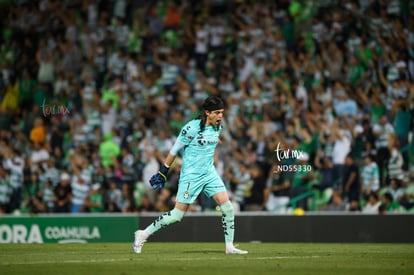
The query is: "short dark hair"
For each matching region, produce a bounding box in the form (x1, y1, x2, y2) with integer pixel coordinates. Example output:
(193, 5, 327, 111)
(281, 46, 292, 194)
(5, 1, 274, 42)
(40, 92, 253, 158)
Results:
(378, 203, 386, 214)
(369, 192, 379, 200)
(383, 192, 393, 202)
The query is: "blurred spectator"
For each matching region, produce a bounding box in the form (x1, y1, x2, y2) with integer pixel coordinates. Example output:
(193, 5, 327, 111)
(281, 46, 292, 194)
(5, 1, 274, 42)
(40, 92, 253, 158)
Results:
(331, 124, 351, 187)
(400, 176, 414, 210)
(347, 198, 361, 212)
(267, 165, 290, 213)
(313, 155, 334, 191)
(227, 162, 251, 211)
(244, 166, 269, 211)
(324, 190, 347, 211)
(193, 22, 209, 72)
(137, 193, 155, 213)
(289, 152, 313, 211)
(19, 68, 36, 110)
(53, 173, 72, 213)
(387, 137, 404, 182)
(142, 149, 159, 204)
(362, 192, 381, 214)
(105, 180, 122, 212)
(43, 158, 60, 187)
(29, 118, 46, 146)
(35, 38, 54, 90)
(386, 178, 405, 203)
(25, 172, 47, 214)
(333, 90, 358, 119)
(85, 183, 104, 213)
(71, 174, 90, 213)
(0, 165, 12, 214)
(373, 114, 394, 186)
(378, 203, 387, 215)
(29, 142, 50, 172)
(99, 132, 121, 168)
(342, 154, 360, 202)
(2, 146, 24, 212)
(391, 99, 411, 171)
(381, 192, 400, 213)
(361, 154, 380, 200)
(42, 180, 54, 212)
(0, 75, 19, 113)
(120, 183, 134, 213)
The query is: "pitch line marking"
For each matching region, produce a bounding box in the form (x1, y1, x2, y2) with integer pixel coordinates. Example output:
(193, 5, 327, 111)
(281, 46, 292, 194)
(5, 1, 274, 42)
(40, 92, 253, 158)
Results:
(0, 259, 134, 265)
(255, 256, 321, 260)
(1, 255, 323, 265)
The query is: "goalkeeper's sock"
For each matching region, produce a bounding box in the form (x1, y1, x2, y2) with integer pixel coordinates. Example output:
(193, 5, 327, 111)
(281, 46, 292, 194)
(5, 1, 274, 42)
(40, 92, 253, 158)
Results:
(220, 201, 235, 245)
(145, 208, 186, 235)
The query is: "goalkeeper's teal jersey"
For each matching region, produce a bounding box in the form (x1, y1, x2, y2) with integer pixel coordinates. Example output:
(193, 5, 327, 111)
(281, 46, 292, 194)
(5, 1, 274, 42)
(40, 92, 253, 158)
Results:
(170, 119, 222, 182)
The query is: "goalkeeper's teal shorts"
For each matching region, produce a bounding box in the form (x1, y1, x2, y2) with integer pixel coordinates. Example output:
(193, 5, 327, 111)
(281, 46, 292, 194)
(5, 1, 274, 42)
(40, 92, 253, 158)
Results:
(176, 169, 227, 204)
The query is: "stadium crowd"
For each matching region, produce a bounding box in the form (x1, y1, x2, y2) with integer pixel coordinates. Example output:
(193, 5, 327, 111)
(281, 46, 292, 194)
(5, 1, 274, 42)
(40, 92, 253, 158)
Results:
(0, 0, 413, 216)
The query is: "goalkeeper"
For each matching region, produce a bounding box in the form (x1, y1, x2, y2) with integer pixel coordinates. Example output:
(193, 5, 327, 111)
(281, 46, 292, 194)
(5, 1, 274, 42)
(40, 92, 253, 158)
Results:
(133, 96, 248, 255)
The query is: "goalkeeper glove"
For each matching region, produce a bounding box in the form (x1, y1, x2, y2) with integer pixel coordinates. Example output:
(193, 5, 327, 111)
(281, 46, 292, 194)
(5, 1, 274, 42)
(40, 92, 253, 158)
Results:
(149, 164, 169, 190)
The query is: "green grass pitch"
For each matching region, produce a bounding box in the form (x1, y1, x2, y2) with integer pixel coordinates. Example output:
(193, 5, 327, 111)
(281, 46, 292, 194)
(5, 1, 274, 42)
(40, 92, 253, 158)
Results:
(1, 243, 414, 275)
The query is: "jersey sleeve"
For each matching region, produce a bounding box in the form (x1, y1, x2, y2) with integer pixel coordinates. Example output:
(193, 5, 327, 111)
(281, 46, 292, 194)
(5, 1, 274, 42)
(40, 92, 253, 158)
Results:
(177, 120, 199, 145)
(169, 120, 199, 156)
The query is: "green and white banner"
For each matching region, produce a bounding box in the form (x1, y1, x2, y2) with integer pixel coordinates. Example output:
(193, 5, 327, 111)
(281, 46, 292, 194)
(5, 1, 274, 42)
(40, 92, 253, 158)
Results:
(0, 215, 139, 243)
